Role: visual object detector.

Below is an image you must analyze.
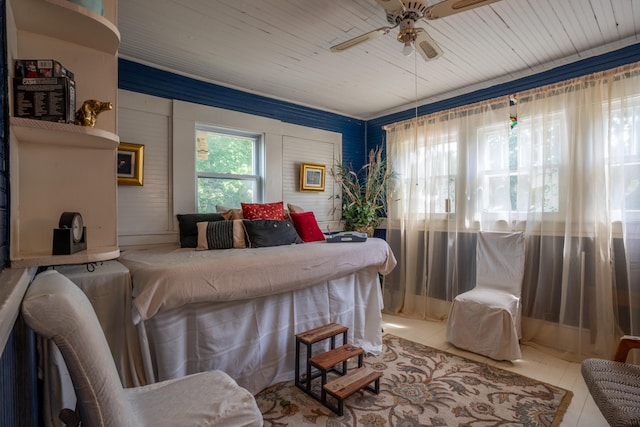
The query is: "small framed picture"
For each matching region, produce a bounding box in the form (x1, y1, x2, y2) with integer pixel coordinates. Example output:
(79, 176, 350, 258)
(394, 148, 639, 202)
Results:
(117, 142, 144, 186)
(300, 163, 325, 192)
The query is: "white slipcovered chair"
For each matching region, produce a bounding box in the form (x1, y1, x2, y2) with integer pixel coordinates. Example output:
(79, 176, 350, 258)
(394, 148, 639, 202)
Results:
(21, 270, 263, 427)
(446, 231, 526, 361)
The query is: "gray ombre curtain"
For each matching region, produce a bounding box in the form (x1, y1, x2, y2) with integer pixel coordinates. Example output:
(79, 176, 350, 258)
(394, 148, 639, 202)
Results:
(384, 63, 640, 362)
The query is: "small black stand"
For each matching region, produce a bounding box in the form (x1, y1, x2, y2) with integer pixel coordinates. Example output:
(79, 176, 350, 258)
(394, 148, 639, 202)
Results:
(52, 227, 87, 255)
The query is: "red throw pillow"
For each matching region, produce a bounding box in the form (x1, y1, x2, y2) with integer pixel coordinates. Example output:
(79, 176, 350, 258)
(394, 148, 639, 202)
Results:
(241, 201, 286, 220)
(290, 211, 325, 242)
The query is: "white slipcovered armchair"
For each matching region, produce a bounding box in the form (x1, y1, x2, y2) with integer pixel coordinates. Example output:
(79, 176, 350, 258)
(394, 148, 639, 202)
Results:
(21, 270, 263, 427)
(446, 231, 526, 361)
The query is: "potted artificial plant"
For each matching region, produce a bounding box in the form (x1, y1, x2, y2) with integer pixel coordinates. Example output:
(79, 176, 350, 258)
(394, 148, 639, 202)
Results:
(332, 147, 393, 237)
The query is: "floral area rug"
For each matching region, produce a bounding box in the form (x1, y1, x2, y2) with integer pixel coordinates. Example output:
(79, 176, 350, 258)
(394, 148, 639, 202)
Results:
(255, 334, 573, 426)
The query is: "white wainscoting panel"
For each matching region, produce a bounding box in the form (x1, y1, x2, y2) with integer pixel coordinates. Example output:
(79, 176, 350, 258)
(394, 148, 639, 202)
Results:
(117, 93, 347, 247)
(282, 124, 343, 232)
(117, 90, 174, 247)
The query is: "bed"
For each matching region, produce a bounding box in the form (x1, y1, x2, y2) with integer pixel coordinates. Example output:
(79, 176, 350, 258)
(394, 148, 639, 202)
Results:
(118, 237, 396, 394)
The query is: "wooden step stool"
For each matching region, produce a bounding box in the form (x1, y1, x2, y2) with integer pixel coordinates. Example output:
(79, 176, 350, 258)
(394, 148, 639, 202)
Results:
(309, 344, 365, 408)
(295, 322, 348, 394)
(324, 366, 382, 415)
(294, 323, 382, 415)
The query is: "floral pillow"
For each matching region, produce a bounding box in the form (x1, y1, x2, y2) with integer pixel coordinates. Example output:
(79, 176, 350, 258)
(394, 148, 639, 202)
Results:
(241, 201, 286, 220)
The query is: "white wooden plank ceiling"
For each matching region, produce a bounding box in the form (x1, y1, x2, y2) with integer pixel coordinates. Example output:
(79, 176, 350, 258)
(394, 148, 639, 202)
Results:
(118, 0, 640, 119)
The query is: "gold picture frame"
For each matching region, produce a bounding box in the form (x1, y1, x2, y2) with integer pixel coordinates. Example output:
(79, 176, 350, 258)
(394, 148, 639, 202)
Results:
(300, 163, 325, 191)
(117, 142, 144, 186)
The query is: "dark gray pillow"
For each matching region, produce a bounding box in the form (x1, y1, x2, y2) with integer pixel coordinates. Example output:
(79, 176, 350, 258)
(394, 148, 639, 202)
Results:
(242, 219, 303, 248)
(177, 213, 224, 248)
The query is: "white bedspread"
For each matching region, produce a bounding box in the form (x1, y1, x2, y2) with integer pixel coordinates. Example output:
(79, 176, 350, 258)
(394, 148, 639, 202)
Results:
(119, 238, 397, 322)
(137, 268, 385, 393)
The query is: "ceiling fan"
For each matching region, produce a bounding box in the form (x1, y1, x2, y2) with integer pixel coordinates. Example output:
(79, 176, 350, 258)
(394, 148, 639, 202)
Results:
(330, 0, 501, 61)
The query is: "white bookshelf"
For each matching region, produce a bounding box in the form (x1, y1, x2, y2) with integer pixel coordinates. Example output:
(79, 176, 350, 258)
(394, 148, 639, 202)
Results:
(8, 0, 120, 267)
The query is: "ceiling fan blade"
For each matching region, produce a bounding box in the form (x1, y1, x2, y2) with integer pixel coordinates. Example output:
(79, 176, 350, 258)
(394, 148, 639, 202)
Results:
(373, 0, 404, 14)
(414, 30, 443, 61)
(424, 0, 501, 20)
(330, 27, 392, 52)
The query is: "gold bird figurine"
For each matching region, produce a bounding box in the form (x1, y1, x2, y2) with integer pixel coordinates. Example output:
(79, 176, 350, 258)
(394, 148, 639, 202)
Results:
(75, 99, 113, 127)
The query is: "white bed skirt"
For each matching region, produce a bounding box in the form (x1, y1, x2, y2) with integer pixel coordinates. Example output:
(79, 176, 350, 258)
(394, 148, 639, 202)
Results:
(137, 266, 383, 394)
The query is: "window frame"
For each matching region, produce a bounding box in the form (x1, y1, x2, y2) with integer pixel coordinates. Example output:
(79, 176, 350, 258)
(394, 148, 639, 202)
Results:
(194, 124, 264, 212)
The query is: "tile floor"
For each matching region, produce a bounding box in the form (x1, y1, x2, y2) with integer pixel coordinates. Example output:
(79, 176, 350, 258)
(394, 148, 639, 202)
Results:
(381, 313, 609, 427)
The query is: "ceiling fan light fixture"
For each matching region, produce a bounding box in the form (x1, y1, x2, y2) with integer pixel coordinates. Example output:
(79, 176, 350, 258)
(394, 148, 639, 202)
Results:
(417, 39, 438, 59)
(329, 0, 499, 60)
(414, 29, 443, 61)
(402, 41, 413, 56)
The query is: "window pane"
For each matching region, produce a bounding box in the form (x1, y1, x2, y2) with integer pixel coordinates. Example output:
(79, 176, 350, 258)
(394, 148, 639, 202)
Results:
(623, 165, 640, 210)
(531, 167, 559, 212)
(608, 100, 640, 220)
(479, 126, 509, 171)
(423, 140, 457, 213)
(478, 123, 511, 214)
(197, 177, 255, 213)
(483, 175, 510, 212)
(516, 115, 562, 213)
(609, 102, 640, 158)
(196, 130, 255, 174)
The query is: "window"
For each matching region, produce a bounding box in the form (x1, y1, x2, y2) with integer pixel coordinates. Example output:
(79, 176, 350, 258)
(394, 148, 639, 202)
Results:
(477, 113, 563, 220)
(391, 111, 564, 222)
(608, 98, 640, 221)
(389, 130, 457, 220)
(195, 126, 263, 212)
(388, 96, 640, 225)
(477, 122, 513, 214)
(424, 138, 457, 214)
(516, 113, 563, 214)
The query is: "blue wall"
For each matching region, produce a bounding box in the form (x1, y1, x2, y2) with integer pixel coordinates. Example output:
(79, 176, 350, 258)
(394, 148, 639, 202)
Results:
(121, 43, 640, 169)
(0, 0, 8, 268)
(367, 43, 640, 150)
(2, 2, 39, 425)
(119, 59, 367, 170)
(0, 1, 17, 425)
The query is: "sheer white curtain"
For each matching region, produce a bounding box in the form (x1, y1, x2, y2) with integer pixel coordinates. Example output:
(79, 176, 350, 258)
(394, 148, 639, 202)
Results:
(384, 63, 640, 361)
(384, 97, 512, 320)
